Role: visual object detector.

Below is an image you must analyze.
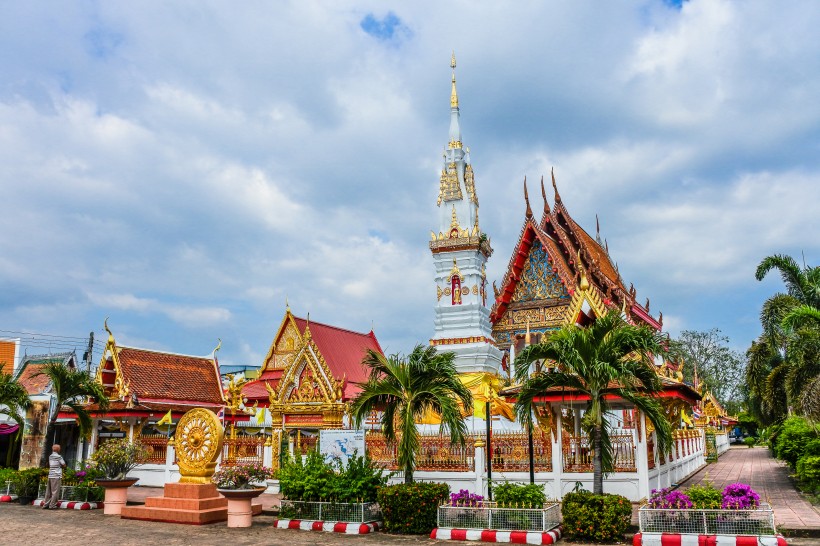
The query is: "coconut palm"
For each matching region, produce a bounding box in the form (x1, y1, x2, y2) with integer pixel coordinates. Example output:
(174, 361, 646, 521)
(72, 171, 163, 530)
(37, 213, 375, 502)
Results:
(0, 364, 31, 466)
(350, 344, 472, 484)
(36, 362, 109, 468)
(513, 310, 672, 495)
(748, 254, 820, 423)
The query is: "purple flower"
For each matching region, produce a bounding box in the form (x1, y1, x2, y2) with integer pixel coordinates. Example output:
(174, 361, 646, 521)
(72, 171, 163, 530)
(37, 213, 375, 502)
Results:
(450, 489, 484, 507)
(648, 487, 693, 509)
(721, 483, 759, 510)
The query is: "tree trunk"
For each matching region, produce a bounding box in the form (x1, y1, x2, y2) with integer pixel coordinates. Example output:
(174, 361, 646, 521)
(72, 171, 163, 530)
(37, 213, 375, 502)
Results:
(6, 434, 18, 467)
(38, 416, 58, 468)
(404, 464, 413, 484)
(592, 424, 603, 495)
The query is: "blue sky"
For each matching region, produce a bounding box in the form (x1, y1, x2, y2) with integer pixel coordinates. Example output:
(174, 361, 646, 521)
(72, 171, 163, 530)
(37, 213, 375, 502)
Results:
(1, 1, 818, 367)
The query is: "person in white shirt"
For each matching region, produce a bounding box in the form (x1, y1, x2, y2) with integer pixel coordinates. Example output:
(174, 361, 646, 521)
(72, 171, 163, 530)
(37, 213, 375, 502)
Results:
(43, 444, 66, 510)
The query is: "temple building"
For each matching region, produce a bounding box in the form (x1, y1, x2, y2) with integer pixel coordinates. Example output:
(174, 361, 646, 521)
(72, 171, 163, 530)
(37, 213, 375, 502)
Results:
(241, 307, 383, 457)
(75, 323, 225, 485)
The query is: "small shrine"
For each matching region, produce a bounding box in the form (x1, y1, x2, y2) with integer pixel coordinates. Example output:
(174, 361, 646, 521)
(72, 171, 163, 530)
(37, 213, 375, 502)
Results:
(241, 308, 383, 456)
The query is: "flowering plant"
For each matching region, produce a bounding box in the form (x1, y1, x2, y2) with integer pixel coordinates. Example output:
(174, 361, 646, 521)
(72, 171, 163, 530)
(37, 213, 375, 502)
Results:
(450, 489, 484, 507)
(721, 483, 760, 509)
(90, 439, 149, 480)
(212, 462, 273, 490)
(647, 487, 693, 509)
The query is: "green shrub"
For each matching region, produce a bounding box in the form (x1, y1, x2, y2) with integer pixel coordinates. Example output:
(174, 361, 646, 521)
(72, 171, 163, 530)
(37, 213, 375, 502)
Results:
(278, 450, 387, 503)
(11, 468, 47, 498)
(0, 467, 17, 487)
(377, 482, 449, 534)
(804, 439, 820, 457)
(561, 491, 632, 542)
(774, 416, 817, 468)
(744, 437, 757, 448)
(330, 452, 389, 503)
(493, 482, 547, 508)
(686, 481, 722, 509)
(796, 455, 820, 494)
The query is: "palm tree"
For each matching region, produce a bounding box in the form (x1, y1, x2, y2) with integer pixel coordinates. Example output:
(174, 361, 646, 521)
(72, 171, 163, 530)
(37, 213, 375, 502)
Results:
(350, 344, 473, 484)
(513, 310, 672, 495)
(35, 362, 109, 468)
(748, 254, 820, 423)
(0, 364, 31, 466)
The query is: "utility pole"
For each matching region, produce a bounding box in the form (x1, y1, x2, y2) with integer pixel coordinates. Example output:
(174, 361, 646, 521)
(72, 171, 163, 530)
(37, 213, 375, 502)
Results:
(84, 331, 94, 374)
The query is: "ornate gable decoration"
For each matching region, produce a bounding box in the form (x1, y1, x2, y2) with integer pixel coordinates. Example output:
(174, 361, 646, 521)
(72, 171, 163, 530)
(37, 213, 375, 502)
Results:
(438, 162, 463, 204)
(95, 320, 130, 401)
(511, 239, 569, 304)
(265, 324, 346, 429)
(262, 310, 303, 371)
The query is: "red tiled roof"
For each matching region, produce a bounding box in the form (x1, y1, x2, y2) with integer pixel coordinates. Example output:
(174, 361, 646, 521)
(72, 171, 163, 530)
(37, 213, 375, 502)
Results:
(243, 369, 284, 399)
(116, 347, 223, 405)
(293, 317, 383, 399)
(17, 363, 50, 395)
(76, 399, 222, 419)
(243, 316, 383, 402)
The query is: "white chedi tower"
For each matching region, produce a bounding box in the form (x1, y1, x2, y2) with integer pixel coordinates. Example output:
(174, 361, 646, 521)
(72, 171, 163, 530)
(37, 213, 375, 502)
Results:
(429, 54, 503, 375)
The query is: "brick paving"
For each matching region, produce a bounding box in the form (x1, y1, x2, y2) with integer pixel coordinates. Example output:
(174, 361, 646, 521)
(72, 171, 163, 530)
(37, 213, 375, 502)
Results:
(679, 446, 820, 532)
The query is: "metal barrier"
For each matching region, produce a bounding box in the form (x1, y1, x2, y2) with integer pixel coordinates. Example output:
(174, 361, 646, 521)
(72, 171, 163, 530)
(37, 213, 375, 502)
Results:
(437, 502, 561, 532)
(638, 505, 777, 536)
(37, 484, 104, 502)
(222, 435, 265, 467)
(279, 500, 381, 523)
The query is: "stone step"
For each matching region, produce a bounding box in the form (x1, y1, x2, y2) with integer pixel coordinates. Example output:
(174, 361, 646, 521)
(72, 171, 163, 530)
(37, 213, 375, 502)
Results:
(144, 495, 227, 511)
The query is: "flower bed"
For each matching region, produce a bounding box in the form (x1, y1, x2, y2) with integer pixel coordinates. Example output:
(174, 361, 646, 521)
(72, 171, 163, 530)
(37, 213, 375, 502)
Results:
(437, 502, 561, 533)
(279, 499, 381, 523)
(638, 504, 777, 536)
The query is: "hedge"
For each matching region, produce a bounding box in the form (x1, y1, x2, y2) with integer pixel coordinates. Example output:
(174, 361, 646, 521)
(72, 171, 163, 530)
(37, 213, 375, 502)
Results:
(561, 491, 632, 542)
(376, 482, 449, 534)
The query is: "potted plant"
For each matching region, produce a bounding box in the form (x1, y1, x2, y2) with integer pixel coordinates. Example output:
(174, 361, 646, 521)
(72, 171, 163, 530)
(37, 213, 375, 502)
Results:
(11, 468, 46, 506)
(89, 438, 149, 515)
(213, 462, 273, 528)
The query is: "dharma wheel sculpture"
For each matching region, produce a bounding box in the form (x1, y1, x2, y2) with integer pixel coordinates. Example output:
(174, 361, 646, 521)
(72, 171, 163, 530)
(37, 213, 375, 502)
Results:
(174, 408, 224, 484)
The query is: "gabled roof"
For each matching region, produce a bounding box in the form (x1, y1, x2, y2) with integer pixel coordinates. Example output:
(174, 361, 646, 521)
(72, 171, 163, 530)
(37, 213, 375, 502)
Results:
(95, 326, 224, 407)
(15, 352, 77, 395)
(243, 311, 384, 402)
(490, 173, 661, 330)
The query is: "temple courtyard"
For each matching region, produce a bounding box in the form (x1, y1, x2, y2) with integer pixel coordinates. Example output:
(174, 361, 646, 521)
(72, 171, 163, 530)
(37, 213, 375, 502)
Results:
(2, 447, 818, 545)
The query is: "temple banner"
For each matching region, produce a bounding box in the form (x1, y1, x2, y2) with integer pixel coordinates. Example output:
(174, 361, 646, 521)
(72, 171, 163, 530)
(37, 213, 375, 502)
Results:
(319, 429, 365, 467)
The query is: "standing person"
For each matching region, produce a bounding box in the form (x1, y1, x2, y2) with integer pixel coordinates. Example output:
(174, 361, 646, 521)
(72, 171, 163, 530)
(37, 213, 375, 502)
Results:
(43, 444, 65, 509)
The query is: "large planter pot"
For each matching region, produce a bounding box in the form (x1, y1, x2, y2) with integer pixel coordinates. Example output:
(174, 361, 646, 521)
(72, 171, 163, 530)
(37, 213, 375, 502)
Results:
(96, 478, 139, 516)
(217, 487, 265, 528)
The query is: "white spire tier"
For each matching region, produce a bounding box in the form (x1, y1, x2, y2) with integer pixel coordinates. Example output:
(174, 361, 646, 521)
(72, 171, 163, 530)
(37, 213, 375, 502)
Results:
(430, 54, 502, 375)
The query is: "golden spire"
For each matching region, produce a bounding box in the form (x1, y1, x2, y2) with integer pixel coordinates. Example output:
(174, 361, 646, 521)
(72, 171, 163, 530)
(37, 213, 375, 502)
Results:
(525, 321, 531, 346)
(450, 51, 459, 108)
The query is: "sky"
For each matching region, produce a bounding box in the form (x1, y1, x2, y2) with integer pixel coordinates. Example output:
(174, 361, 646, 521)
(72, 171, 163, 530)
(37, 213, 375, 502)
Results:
(1, 1, 819, 369)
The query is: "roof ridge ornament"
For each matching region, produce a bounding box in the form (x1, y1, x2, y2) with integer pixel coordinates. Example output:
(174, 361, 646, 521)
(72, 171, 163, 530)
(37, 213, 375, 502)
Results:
(577, 250, 590, 292)
(104, 317, 114, 343)
(551, 167, 561, 203)
(540, 175, 550, 216)
(524, 176, 533, 219)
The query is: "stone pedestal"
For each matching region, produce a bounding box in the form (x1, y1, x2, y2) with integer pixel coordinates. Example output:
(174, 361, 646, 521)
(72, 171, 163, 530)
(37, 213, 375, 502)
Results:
(218, 488, 265, 528)
(121, 483, 260, 525)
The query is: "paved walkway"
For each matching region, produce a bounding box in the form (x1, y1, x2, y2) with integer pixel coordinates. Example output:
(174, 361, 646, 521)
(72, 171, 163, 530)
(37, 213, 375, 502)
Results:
(680, 446, 820, 533)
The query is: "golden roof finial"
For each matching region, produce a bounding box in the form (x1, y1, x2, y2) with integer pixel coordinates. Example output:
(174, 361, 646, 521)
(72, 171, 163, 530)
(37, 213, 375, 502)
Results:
(285, 295, 290, 312)
(450, 51, 459, 108)
(451, 205, 460, 230)
(104, 317, 114, 343)
(577, 250, 589, 291)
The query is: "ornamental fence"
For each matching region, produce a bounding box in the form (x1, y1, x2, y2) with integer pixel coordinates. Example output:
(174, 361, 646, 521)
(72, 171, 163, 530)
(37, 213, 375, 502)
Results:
(438, 501, 561, 532)
(366, 432, 478, 471)
(136, 434, 169, 464)
(638, 504, 777, 536)
(222, 435, 266, 467)
(562, 434, 636, 472)
(279, 500, 381, 523)
(37, 483, 104, 503)
(490, 430, 552, 472)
